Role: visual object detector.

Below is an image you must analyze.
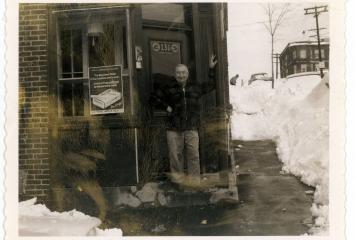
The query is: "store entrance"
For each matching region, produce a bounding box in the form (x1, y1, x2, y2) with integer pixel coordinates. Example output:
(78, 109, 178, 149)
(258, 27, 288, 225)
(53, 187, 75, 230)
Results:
(143, 28, 192, 116)
(138, 28, 193, 179)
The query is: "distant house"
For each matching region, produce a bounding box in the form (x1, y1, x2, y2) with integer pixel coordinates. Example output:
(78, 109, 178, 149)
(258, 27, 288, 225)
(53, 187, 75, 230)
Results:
(279, 40, 329, 78)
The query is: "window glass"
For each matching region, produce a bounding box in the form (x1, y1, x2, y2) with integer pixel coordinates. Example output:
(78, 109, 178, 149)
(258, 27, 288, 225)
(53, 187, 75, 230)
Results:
(142, 4, 185, 23)
(89, 23, 115, 67)
(314, 49, 319, 59)
(72, 30, 83, 77)
(301, 64, 307, 72)
(60, 83, 73, 116)
(60, 30, 72, 78)
(300, 49, 307, 59)
(60, 83, 85, 117)
(292, 50, 297, 59)
(60, 29, 83, 78)
(73, 83, 85, 116)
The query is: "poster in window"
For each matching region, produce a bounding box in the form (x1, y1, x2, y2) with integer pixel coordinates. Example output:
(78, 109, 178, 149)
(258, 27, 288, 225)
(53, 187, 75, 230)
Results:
(89, 65, 124, 115)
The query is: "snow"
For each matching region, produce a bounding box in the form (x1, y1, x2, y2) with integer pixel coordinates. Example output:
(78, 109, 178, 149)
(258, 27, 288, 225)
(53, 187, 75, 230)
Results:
(112, 182, 167, 207)
(113, 187, 142, 207)
(136, 182, 160, 202)
(19, 198, 122, 236)
(285, 40, 329, 48)
(230, 73, 329, 234)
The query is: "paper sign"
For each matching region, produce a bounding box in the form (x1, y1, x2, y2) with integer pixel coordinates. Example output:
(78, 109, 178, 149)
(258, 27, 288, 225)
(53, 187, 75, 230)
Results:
(89, 65, 124, 115)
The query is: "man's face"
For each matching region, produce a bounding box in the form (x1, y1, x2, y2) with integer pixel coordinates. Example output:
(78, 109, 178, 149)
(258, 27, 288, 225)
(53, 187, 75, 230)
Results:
(175, 65, 189, 85)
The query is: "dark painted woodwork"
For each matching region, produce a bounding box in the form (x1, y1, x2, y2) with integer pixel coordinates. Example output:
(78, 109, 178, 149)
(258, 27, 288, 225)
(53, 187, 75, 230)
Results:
(46, 3, 230, 187)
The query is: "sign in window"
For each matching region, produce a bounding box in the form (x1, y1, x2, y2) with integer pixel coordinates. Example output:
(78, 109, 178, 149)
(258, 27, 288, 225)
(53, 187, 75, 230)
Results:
(57, 15, 128, 117)
(89, 65, 124, 115)
(150, 40, 181, 76)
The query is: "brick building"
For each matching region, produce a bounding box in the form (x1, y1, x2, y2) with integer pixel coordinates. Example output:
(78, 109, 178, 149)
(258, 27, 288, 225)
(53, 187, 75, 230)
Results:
(279, 40, 329, 78)
(19, 3, 231, 204)
(19, 3, 50, 201)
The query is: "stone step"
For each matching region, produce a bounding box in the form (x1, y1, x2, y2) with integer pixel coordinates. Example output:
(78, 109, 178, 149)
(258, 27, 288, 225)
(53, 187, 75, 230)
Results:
(163, 190, 212, 207)
(233, 140, 277, 152)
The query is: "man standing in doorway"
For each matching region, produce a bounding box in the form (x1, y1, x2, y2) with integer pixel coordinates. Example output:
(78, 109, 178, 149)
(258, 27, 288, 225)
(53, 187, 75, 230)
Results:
(150, 55, 218, 187)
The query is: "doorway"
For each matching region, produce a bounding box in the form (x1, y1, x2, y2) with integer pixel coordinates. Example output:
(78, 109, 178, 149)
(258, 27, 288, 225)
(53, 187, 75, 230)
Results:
(138, 28, 193, 180)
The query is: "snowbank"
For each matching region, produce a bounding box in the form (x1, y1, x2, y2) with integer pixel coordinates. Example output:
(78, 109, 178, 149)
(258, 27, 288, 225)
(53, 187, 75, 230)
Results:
(230, 74, 329, 234)
(19, 198, 122, 236)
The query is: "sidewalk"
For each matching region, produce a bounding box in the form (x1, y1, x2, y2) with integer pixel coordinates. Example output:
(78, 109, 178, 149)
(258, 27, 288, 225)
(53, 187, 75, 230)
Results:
(104, 140, 315, 236)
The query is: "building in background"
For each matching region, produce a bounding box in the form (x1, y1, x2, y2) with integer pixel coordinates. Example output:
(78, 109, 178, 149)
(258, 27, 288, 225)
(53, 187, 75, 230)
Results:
(279, 40, 329, 78)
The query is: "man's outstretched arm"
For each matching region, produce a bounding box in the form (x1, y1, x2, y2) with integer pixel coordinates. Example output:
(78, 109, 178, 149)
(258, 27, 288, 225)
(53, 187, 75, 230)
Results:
(201, 54, 218, 94)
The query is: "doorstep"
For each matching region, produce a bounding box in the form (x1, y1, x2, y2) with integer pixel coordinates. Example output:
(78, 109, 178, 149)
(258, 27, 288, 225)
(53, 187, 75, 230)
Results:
(107, 174, 239, 209)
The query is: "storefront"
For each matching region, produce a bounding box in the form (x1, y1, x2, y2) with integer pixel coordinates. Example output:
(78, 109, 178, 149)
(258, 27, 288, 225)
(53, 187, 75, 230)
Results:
(19, 3, 230, 201)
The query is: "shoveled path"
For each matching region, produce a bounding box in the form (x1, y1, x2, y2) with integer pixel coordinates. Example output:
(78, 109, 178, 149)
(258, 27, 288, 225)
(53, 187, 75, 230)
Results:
(107, 140, 315, 236)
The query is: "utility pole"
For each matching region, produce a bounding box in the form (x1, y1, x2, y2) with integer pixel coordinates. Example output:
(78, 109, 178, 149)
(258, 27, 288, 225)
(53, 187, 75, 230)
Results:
(304, 5, 328, 78)
(273, 53, 280, 80)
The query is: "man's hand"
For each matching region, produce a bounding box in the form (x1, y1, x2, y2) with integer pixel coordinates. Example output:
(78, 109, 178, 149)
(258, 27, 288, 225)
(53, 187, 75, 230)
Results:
(209, 54, 218, 68)
(167, 106, 173, 113)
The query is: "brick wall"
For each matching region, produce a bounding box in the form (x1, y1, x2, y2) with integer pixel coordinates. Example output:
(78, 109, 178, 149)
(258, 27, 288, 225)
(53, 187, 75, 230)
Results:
(19, 3, 50, 202)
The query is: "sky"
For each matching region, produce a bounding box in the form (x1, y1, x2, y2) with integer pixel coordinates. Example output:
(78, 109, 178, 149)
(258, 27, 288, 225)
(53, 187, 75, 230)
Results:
(227, 3, 329, 81)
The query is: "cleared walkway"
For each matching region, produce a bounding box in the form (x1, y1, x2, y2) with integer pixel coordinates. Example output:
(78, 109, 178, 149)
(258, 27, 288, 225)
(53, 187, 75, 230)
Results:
(107, 140, 315, 236)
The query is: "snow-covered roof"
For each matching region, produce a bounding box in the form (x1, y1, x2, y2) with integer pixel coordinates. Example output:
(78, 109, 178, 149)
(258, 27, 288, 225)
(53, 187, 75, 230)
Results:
(280, 40, 329, 56)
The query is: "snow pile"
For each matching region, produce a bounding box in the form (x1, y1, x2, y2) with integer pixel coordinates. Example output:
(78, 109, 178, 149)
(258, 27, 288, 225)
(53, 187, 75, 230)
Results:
(230, 74, 329, 234)
(19, 198, 122, 236)
(230, 75, 322, 140)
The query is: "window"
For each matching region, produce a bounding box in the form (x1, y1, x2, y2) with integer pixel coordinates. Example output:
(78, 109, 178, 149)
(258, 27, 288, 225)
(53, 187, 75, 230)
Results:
(313, 63, 318, 71)
(300, 64, 307, 72)
(293, 64, 298, 74)
(313, 48, 325, 59)
(60, 29, 83, 78)
(313, 48, 326, 59)
(59, 82, 87, 116)
(57, 12, 128, 117)
(300, 49, 307, 59)
(142, 4, 186, 23)
(292, 49, 297, 59)
(88, 24, 116, 67)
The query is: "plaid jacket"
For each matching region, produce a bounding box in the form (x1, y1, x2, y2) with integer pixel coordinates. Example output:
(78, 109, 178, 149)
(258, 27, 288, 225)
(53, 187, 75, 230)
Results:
(150, 68, 215, 131)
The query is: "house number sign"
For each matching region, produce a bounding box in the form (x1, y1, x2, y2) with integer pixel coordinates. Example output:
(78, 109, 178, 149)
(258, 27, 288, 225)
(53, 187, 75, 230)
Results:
(151, 41, 179, 54)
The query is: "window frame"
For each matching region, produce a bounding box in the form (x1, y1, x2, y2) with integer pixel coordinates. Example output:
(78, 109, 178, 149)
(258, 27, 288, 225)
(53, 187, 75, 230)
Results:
(299, 48, 307, 59)
(55, 9, 131, 119)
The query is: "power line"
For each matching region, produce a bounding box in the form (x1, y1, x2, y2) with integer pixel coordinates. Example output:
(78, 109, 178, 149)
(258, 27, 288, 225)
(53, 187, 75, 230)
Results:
(304, 5, 328, 77)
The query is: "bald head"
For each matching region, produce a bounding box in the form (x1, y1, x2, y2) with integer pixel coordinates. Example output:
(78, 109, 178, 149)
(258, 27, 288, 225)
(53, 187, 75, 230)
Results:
(175, 64, 189, 86)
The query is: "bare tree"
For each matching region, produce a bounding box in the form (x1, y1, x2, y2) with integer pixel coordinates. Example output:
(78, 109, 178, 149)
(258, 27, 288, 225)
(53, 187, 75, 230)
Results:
(262, 3, 290, 88)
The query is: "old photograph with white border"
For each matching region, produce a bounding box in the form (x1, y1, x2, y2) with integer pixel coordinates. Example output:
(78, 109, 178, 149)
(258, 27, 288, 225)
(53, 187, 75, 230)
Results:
(5, 0, 346, 239)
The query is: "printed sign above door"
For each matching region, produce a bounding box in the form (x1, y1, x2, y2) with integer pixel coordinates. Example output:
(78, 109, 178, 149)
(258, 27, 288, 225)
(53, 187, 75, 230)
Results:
(89, 65, 124, 115)
(150, 40, 181, 76)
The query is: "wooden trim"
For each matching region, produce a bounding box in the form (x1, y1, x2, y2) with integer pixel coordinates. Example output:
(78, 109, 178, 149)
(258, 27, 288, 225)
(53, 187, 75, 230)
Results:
(142, 20, 192, 31)
(47, 9, 60, 200)
(126, 8, 135, 116)
(192, 4, 202, 85)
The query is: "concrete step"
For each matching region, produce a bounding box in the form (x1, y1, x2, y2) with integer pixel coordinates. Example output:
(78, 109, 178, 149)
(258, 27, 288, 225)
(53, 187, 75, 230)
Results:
(163, 190, 212, 207)
(233, 140, 276, 149)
